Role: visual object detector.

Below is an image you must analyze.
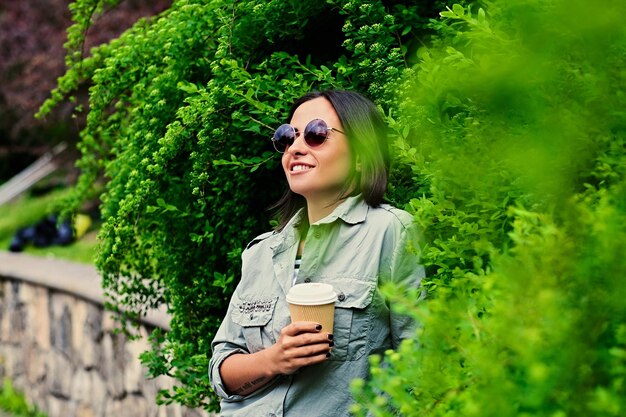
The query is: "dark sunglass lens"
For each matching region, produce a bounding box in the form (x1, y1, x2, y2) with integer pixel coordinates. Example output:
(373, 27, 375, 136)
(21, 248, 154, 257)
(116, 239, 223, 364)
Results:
(304, 119, 329, 146)
(273, 124, 295, 151)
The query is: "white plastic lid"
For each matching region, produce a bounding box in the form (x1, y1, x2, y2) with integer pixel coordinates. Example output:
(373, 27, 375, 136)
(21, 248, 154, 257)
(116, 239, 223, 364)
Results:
(286, 283, 336, 305)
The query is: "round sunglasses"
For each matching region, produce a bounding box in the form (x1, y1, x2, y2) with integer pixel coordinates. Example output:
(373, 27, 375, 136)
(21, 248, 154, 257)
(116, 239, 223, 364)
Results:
(271, 119, 345, 153)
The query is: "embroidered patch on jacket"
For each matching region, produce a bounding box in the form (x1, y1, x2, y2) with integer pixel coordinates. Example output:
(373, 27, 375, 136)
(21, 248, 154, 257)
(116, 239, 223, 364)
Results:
(238, 299, 275, 314)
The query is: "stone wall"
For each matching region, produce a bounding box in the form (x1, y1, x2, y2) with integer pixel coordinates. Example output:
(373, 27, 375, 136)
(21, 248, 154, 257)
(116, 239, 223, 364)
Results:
(0, 253, 209, 417)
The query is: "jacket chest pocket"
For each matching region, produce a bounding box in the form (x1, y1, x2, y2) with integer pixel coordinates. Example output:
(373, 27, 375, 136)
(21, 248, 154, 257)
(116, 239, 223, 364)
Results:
(323, 278, 376, 362)
(231, 297, 278, 353)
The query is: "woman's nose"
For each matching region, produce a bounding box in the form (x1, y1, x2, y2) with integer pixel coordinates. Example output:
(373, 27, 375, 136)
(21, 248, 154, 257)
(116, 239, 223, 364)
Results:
(287, 132, 307, 154)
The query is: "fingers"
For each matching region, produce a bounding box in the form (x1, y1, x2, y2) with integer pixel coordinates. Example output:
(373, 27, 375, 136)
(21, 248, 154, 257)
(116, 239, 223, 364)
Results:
(282, 321, 324, 336)
(273, 342, 332, 375)
(279, 322, 333, 351)
(286, 349, 331, 370)
(288, 337, 332, 357)
(268, 322, 334, 375)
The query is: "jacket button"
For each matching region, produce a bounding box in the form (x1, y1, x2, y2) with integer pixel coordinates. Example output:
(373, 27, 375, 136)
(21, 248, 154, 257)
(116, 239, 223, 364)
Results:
(314, 230, 321, 238)
(338, 293, 346, 302)
(304, 278, 311, 283)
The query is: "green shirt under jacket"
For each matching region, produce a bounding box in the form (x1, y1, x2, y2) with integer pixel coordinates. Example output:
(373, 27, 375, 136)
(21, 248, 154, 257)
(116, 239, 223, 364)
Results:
(209, 195, 425, 417)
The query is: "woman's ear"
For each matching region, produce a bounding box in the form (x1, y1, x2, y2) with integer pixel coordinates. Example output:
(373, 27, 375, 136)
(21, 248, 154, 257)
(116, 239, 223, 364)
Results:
(355, 155, 362, 172)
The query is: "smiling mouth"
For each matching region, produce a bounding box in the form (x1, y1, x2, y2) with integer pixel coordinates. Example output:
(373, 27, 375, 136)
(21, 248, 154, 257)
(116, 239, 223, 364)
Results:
(291, 165, 313, 172)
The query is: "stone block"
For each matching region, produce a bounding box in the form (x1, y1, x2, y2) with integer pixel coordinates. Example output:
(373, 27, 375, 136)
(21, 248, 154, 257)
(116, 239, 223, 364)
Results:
(90, 370, 107, 417)
(104, 394, 148, 417)
(48, 349, 73, 398)
(25, 341, 46, 386)
(70, 367, 92, 403)
(124, 327, 150, 394)
(31, 285, 50, 349)
(16, 279, 33, 304)
(71, 300, 103, 369)
(84, 303, 103, 367)
(76, 403, 96, 417)
(163, 404, 183, 417)
(25, 383, 46, 416)
(182, 407, 210, 417)
(0, 281, 6, 342)
(100, 332, 126, 399)
(101, 310, 119, 333)
(46, 394, 75, 417)
(0, 350, 5, 379)
(3, 281, 27, 344)
(50, 293, 74, 357)
(3, 344, 25, 378)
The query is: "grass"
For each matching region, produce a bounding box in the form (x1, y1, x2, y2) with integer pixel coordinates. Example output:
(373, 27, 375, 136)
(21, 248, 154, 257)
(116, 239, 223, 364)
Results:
(0, 378, 47, 417)
(0, 188, 98, 264)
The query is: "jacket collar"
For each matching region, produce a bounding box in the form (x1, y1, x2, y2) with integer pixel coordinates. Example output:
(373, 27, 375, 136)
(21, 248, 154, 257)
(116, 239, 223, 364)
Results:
(268, 194, 368, 252)
(312, 194, 368, 226)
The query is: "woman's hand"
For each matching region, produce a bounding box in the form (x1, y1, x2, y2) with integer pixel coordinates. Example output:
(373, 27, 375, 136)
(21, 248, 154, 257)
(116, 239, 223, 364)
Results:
(219, 321, 333, 396)
(264, 321, 334, 375)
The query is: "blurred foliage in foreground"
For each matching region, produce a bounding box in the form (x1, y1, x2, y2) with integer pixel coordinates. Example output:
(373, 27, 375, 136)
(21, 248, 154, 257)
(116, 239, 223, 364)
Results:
(351, 0, 626, 416)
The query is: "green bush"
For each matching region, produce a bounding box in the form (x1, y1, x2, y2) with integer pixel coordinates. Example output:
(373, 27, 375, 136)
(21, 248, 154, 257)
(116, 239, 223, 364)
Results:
(38, 0, 454, 411)
(351, 1, 626, 416)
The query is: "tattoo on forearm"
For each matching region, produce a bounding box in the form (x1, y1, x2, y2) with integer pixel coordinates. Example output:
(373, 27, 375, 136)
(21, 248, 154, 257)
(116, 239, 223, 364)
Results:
(232, 376, 268, 394)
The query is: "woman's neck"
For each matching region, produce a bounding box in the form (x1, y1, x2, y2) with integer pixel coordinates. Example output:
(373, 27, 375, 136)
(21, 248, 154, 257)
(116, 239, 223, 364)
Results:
(305, 197, 345, 224)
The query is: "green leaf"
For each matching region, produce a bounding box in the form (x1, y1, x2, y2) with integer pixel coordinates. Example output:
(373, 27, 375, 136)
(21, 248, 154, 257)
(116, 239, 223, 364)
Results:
(477, 8, 486, 23)
(177, 81, 198, 94)
(452, 4, 465, 16)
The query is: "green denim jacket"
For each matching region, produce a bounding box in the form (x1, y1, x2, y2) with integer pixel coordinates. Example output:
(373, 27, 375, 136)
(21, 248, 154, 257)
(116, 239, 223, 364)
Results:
(209, 195, 424, 417)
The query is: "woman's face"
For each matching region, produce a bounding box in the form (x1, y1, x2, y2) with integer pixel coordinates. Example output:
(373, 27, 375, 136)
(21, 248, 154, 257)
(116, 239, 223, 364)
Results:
(281, 97, 353, 205)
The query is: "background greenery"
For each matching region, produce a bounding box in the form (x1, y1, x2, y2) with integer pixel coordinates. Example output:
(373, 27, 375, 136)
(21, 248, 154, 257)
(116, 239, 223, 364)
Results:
(0, 187, 98, 264)
(37, 0, 625, 414)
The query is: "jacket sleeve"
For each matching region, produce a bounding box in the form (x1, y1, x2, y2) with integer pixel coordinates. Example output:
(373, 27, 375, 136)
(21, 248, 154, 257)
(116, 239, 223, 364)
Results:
(209, 230, 276, 401)
(208, 289, 248, 402)
(384, 210, 425, 348)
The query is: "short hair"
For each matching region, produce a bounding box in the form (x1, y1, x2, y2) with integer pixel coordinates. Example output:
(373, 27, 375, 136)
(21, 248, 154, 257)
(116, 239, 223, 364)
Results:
(273, 90, 389, 230)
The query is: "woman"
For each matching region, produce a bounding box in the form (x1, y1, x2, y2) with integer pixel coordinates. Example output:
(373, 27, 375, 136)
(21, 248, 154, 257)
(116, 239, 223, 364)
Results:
(209, 90, 424, 416)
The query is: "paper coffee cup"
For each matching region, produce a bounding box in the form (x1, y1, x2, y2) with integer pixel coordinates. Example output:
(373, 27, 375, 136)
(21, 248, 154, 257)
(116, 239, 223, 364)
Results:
(286, 283, 336, 333)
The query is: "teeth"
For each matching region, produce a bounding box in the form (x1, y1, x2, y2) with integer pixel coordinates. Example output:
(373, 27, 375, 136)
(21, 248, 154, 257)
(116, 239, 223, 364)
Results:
(292, 165, 312, 172)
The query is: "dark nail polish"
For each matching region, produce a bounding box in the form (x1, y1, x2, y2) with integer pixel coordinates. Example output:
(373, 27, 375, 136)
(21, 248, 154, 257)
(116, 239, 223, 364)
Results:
(315, 324, 322, 331)
(328, 334, 334, 341)
(326, 352, 331, 358)
(329, 341, 334, 348)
